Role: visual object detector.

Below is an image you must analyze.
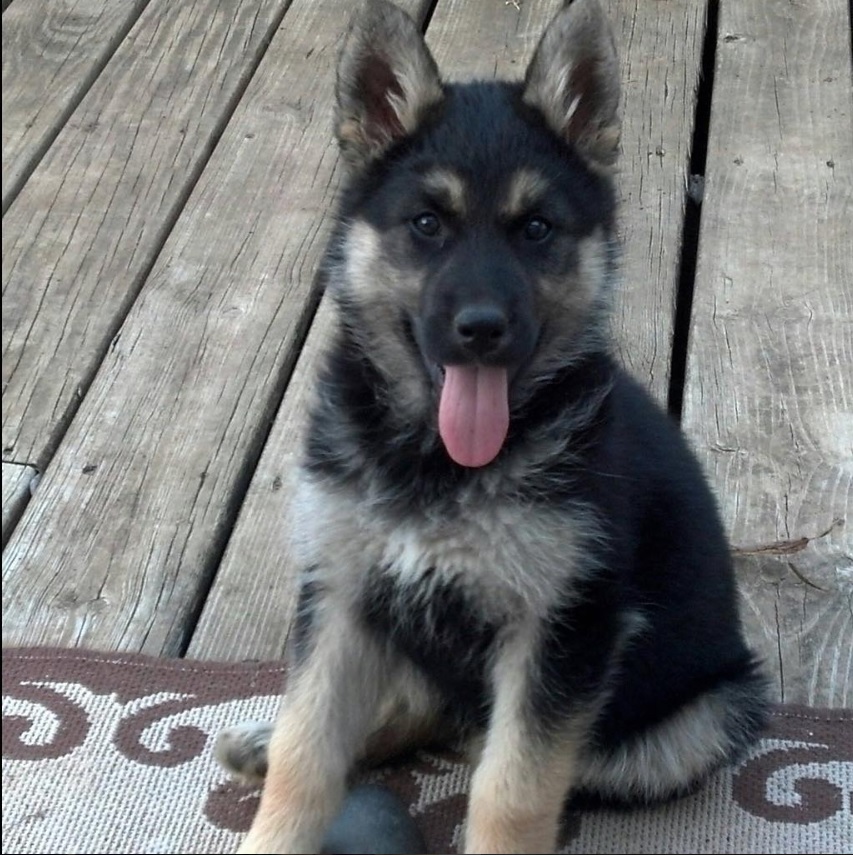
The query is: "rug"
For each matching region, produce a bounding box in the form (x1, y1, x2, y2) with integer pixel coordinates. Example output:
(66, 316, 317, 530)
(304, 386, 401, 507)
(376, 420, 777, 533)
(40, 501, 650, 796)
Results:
(2, 647, 851, 854)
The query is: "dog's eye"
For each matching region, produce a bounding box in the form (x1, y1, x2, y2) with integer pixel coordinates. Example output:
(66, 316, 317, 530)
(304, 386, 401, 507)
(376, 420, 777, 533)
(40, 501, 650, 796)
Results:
(411, 212, 441, 237)
(523, 216, 552, 242)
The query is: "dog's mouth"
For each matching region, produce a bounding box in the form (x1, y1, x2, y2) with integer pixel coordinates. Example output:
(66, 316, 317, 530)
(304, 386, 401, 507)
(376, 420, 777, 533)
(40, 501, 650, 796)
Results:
(403, 318, 513, 469)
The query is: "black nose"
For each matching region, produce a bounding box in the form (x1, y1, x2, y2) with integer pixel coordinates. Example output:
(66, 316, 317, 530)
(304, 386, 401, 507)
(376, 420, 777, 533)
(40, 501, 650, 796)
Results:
(454, 305, 508, 357)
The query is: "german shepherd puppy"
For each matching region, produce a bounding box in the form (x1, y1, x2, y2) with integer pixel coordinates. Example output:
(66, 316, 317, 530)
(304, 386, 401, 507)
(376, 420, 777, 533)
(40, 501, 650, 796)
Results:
(219, 0, 769, 851)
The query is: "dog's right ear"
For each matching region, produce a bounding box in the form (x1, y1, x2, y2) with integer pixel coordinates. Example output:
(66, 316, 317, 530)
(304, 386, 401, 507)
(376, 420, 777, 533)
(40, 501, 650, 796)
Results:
(335, 0, 443, 170)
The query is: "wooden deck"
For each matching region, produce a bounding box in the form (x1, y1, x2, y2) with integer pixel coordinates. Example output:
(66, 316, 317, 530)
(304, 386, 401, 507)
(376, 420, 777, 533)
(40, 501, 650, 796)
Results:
(2, 0, 851, 708)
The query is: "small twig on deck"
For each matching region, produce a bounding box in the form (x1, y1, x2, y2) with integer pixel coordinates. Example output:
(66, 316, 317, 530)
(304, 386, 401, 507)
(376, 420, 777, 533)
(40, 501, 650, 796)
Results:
(731, 518, 844, 592)
(731, 517, 844, 557)
(733, 535, 811, 556)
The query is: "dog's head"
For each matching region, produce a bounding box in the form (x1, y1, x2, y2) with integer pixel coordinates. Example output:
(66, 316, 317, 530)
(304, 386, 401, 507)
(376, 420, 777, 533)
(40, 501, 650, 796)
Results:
(328, 0, 621, 469)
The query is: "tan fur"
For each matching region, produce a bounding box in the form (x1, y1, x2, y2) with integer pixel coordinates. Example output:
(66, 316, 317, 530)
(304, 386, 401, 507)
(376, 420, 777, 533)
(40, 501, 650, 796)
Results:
(522, 0, 621, 170)
(360, 661, 446, 765)
(292, 469, 601, 624)
(500, 168, 549, 220)
(423, 167, 468, 218)
(235, 614, 379, 852)
(385, 53, 443, 136)
(332, 220, 432, 421)
(464, 623, 590, 853)
(525, 227, 615, 385)
(218, 653, 443, 783)
(236, 599, 432, 853)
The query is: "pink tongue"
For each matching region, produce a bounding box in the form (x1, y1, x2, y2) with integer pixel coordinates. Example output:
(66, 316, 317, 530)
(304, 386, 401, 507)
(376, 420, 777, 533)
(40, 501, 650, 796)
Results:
(438, 365, 509, 468)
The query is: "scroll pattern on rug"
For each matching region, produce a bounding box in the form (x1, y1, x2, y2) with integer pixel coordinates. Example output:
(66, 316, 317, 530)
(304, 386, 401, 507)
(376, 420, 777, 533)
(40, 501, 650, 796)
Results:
(3, 648, 851, 854)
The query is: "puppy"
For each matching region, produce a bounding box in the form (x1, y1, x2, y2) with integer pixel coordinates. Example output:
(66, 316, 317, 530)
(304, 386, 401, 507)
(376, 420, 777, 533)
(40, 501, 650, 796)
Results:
(219, 1, 769, 851)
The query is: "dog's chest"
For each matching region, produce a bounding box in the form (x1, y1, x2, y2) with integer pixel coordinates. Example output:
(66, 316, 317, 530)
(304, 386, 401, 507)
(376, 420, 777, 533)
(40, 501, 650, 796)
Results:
(293, 475, 593, 620)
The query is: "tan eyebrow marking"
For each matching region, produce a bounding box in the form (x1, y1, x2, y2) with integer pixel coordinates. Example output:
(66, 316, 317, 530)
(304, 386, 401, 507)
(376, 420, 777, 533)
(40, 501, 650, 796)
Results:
(501, 168, 549, 219)
(422, 167, 468, 217)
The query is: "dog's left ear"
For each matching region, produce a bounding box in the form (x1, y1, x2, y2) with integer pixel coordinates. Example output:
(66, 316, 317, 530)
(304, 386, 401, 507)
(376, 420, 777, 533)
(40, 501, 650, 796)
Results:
(523, 0, 621, 170)
(335, 0, 443, 170)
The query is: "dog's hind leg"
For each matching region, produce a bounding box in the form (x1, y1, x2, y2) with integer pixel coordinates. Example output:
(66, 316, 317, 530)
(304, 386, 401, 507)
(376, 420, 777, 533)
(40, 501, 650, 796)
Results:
(573, 668, 769, 805)
(361, 659, 448, 765)
(233, 606, 392, 855)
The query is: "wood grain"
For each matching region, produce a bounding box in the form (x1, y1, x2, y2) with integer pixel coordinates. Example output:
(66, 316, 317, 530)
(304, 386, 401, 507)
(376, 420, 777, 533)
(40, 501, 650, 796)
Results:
(605, 0, 707, 400)
(1, 461, 38, 547)
(1, 0, 287, 470)
(682, 0, 853, 706)
(187, 0, 434, 661)
(186, 298, 338, 660)
(188, 0, 706, 660)
(1, 0, 148, 213)
(1, 0, 427, 656)
(1, 0, 296, 651)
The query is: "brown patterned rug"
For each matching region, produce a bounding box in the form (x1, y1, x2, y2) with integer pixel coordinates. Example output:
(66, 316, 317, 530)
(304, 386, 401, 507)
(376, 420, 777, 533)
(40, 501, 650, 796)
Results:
(2, 647, 851, 854)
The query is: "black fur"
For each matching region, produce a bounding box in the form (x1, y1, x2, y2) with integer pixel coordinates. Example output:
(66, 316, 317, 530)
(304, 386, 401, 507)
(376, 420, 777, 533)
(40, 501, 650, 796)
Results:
(361, 565, 497, 728)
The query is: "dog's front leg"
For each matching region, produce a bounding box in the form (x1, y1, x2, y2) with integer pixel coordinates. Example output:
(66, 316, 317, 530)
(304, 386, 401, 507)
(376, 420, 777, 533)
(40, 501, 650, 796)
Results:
(463, 628, 585, 855)
(238, 606, 387, 855)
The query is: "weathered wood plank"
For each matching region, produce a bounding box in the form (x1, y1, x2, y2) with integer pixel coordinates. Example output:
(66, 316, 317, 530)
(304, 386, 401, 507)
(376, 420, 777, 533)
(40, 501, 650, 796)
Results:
(1, 0, 148, 213)
(607, 0, 707, 398)
(1, 0, 427, 656)
(1, 0, 288, 470)
(1, 461, 38, 547)
(186, 298, 337, 660)
(683, 0, 853, 707)
(189, 0, 706, 660)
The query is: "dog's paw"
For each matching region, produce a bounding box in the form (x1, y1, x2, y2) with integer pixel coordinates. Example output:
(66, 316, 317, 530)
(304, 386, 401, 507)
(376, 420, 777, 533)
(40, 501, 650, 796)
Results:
(214, 721, 272, 785)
